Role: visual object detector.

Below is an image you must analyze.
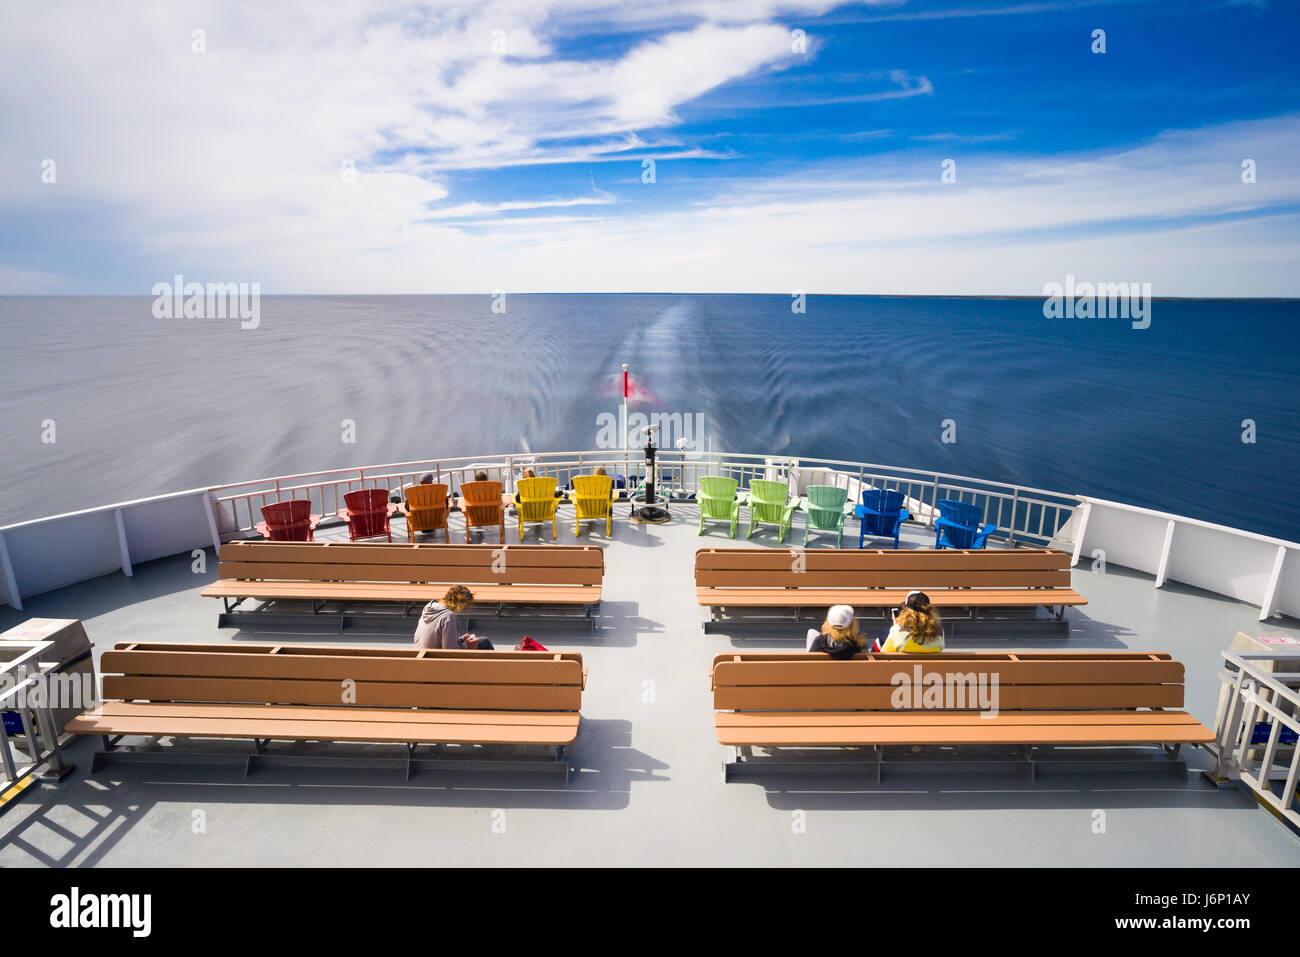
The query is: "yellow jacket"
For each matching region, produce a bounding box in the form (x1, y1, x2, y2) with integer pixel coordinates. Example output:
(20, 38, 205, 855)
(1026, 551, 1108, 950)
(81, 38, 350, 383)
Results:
(881, 623, 944, 654)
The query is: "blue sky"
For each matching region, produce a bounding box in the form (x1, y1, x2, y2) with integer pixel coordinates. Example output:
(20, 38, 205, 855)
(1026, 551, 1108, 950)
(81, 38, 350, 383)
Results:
(1, 0, 1297, 295)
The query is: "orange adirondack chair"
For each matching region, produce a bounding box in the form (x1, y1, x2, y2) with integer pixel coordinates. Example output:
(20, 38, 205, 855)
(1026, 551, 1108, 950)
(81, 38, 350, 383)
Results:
(460, 480, 505, 543)
(401, 483, 450, 541)
(256, 500, 322, 542)
(337, 488, 399, 542)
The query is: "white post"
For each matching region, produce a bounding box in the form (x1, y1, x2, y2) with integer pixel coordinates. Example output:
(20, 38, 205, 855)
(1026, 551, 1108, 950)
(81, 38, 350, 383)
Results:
(0, 530, 22, 611)
(1153, 519, 1175, 589)
(114, 508, 134, 578)
(1260, 545, 1287, 621)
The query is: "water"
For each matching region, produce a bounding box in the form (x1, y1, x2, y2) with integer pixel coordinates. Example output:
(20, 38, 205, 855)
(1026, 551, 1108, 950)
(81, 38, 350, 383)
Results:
(1, 294, 1297, 541)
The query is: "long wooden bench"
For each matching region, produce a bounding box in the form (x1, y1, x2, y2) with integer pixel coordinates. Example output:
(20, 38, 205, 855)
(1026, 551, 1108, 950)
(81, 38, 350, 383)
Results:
(711, 651, 1213, 781)
(201, 541, 604, 632)
(68, 642, 585, 781)
(696, 547, 1086, 635)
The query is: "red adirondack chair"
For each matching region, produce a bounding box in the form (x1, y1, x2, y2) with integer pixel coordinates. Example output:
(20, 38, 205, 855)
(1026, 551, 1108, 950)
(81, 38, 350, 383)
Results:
(256, 500, 322, 542)
(337, 488, 399, 542)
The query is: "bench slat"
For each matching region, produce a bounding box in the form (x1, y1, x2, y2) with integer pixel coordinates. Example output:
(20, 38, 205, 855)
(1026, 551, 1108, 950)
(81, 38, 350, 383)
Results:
(69, 710, 579, 746)
(715, 710, 1207, 728)
(100, 650, 584, 685)
(696, 569, 1072, 588)
(219, 562, 603, 586)
(695, 548, 1070, 571)
(202, 581, 602, 604)
(716, 721, 1214, 747)
(114, 642, 585, 663)
(103, 676, 582, 712)
(696, 587, 1085, 607)
(714, 684, 1184, 711)
(221, 541, 603, 568)
(88, 700, 580, 727)
(712, 659, 1185, 687)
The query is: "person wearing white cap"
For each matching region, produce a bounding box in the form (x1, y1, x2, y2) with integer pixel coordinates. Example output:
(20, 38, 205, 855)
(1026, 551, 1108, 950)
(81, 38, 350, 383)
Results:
(879, 590, 944, 653)
(805, 604, 866, 660)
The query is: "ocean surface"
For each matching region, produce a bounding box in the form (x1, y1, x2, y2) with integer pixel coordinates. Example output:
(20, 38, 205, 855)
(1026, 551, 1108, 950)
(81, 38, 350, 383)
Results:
(1, 295, 1297, 542)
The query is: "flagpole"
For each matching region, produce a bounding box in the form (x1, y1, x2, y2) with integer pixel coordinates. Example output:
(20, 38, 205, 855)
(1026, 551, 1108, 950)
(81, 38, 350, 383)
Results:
(621, 363, 629, 452)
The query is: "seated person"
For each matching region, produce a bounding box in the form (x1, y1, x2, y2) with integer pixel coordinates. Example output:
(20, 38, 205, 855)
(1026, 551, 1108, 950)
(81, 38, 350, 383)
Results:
(513, 468, 565, 504)
(805, 604, 866, 660)
(392, 471, 436, 505)
(413, 585, 495, 650)
(879, 591, 944, 653)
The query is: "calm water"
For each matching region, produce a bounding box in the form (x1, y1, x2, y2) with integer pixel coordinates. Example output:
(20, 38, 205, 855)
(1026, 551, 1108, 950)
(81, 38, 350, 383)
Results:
(1, 295, 1297, 541)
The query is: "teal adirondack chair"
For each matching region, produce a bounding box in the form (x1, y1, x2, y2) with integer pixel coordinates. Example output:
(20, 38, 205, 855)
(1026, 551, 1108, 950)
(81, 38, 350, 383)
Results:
(802, 484, 848, 547)
(698, 475, 741, 537)
(746, 479, 795, 542)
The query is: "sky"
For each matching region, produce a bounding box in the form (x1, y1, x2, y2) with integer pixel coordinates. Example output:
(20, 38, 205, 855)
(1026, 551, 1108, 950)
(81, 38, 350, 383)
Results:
(0, 0, 1297, 296)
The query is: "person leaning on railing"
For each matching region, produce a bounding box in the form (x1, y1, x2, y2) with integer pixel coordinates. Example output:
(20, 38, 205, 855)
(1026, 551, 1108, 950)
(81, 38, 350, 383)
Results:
(414, 585, 494, 650)
(805, 604, 868, 660)
(875, 591, 944, 653)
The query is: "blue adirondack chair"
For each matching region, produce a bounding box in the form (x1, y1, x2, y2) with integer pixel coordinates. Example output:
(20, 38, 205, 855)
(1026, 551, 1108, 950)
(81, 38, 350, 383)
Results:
(856, 488, 909, 549)
(934, 499, 996, 549)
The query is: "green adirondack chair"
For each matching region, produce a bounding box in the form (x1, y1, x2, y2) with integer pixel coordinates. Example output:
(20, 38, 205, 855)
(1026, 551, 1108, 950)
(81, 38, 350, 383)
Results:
(746, 479, 794, 542)
(802, 484, 848, 547)
(697, 475, 741, 537)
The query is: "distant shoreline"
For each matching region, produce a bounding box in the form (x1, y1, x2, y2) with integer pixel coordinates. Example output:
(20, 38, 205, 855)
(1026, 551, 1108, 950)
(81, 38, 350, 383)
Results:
(2, 293, 1297, 302)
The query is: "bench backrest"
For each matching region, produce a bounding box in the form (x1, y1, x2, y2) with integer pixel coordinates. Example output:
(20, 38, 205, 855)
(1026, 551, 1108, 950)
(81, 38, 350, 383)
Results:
(695, 547, 1073, 589)
(711, 651, 1185, 712)
(218, 541, 604, 586)
(101, 642, 584, 712)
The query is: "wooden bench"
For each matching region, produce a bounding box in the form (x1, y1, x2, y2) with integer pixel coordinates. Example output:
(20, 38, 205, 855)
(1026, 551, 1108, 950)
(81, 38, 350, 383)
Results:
(201, 541, 604, 632)
(711, 651, 1214, 781)
(695, 547, 1087, 635)
(68, 642, 585, 781)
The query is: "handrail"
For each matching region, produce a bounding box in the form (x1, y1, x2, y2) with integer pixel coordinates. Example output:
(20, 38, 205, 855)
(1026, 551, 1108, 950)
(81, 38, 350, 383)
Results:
(1, 448, 1297, 620)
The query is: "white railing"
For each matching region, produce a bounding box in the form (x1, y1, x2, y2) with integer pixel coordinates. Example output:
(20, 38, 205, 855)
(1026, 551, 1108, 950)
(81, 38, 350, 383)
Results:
(0, 639, 72, 787)
(0, 448, 1297, 623)
(1211, 650, 1300, 827)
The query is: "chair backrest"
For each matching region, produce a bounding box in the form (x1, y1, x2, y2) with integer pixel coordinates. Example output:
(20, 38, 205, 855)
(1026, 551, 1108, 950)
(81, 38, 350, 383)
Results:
(937, 499, 983, 547)
(343, 488, 391, 537)
(405, 483, 449, 532)
(861, 488, 905, 535)
(699, 476, 738, 500)
(749, 479, 789, 504)
(218, 541, 604, 586)
(694, 547, 1073, 590)
(260, 500, 314, 541)
(461, 480, 504, 526)
(99, 642, 585, 713)
(805, 484, 847, 511)
(572, 475, 613, 518)
(711, 651, 1186, 713)
(517, 477, 559, 522)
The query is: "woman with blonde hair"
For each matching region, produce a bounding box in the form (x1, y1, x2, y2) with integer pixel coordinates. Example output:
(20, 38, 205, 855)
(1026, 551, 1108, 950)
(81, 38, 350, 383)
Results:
(880, 591, 944, 653)
(805, 604, 867, 660)
(413, 585, 494, 650)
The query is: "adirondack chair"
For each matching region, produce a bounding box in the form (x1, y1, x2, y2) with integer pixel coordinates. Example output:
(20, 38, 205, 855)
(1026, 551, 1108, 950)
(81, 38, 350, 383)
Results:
(256, 500, 322, 542)
(572, 474, 614, 536)
(516, 476, 560, 540)
(697, 476, 740, 537)
(802, 484, 848, 547)
(401, 483, 450, 541)
(745, 479, 794, 542)
(460, 480, 505, 543)
(934, 498, 996, 550)
(337, 488, 399, 542)
(856, 488, 910, 549)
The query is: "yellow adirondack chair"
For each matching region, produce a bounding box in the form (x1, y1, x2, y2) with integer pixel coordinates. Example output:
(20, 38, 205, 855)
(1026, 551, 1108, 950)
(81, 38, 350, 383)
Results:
(571, 474, 614, 536)
(516, 476, 560, 540)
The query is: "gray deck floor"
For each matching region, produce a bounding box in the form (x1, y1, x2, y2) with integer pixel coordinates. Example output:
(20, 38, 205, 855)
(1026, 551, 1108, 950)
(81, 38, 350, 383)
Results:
(2, 505, 1298, 867)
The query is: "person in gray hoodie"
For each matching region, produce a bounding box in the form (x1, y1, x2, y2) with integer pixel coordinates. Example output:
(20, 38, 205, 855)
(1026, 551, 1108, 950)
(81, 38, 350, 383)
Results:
(413, 585, 493, 650)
